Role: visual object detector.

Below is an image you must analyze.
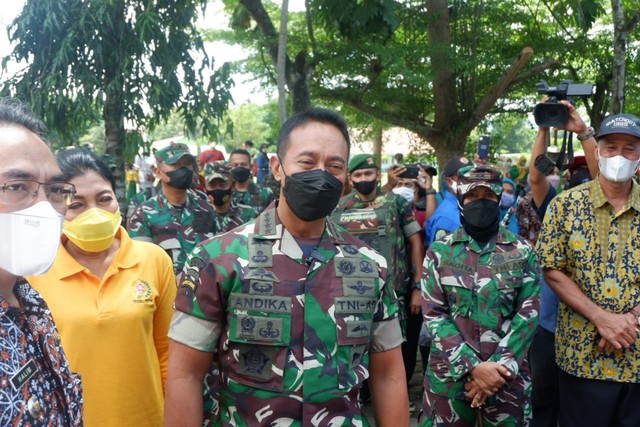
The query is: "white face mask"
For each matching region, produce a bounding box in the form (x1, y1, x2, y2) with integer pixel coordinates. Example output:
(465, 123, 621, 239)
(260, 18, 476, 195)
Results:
(450, 180, 458, 195)
(392, 186, 414, 204)
(0, 201, 64, 276)
(598, 152, 640, 183)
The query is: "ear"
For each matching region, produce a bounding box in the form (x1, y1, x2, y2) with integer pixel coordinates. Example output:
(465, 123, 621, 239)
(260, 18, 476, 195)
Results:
(376, 169, 382, 181)
(270, 156, 282, 182)
(152, 165, 162, 180)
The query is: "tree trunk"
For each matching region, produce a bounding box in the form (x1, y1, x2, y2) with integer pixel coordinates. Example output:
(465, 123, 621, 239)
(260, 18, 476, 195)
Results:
(277, 0, 289, 124)
(104, 87, 126, 205)
(610, 0, 626, 114)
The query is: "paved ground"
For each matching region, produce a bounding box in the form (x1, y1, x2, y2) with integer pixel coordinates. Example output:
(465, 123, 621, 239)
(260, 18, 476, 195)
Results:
(362, 353, 425, 426)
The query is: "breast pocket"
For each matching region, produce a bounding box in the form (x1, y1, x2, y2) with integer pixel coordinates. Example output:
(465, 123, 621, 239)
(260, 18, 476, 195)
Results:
(442, 281, 473, 318)
(334, 296, 376, 390)
(225, 312, 291, 392)
(495, 275, 523, 317)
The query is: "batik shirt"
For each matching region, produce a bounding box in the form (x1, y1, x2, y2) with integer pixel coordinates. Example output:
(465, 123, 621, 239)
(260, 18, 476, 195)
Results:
(421, 226, 540, 402)
(214, 201, 258, 235)
(169, 202, 402, 426)
(231, 182, 276, 214)
(128, 189, 216, 274)
(0, 279, 83, 426)
(537, 179, 640, 382)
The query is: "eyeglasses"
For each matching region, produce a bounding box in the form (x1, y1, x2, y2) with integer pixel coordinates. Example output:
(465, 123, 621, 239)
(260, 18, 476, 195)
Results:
(0, 179, 76, 210)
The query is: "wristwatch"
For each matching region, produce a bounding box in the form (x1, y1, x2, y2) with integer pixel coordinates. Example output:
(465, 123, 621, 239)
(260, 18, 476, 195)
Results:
(424, 189, 436, 196)
(412, 281, 421, 290)
(577, 126, 596, 141)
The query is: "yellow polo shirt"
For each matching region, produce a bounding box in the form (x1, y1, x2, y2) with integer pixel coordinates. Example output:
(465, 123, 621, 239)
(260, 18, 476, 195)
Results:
(28, 227, 177, 426)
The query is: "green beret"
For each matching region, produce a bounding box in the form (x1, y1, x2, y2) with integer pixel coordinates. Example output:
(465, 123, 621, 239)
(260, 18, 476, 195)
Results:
(348, 154, 378, 173)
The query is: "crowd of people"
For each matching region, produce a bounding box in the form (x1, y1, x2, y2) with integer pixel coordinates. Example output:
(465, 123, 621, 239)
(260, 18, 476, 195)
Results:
(2, 95, 640, 427)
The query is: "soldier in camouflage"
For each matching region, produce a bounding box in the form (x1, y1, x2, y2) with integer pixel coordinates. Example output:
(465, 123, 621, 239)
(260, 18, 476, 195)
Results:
(128, 142, 216, 274)
(229, 148, 276, 213)
(420, 165, 540, 427)
(203, 161, 257, 234)
(332, 153, 424, 406)
(165, 108, 409, 426)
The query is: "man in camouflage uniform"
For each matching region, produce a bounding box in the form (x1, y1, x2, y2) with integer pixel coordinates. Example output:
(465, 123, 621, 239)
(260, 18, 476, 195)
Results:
(204, 161, 257, 234)
(165, 108, 409, 426)
(128, 142, 216, 274)
(332, 153, 424, 404)
(420, 165, 540, 427)
(229, 148, 276, 213)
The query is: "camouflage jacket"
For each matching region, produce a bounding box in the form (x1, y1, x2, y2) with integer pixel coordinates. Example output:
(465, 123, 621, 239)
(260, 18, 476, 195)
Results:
(332, 189, 421, 297)
(231, 182, 276, 214)
(170, 202, 401, 426)
(127, 189, 216, 274)
(421, 226, 540, 402)
(214, 201, 258, 235)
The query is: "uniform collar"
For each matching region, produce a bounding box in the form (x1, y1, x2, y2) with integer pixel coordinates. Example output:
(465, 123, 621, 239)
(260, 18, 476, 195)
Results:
(252, 201, 347, 263)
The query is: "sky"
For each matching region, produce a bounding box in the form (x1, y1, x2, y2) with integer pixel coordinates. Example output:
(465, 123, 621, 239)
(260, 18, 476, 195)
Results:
(0, 0, 306, 104)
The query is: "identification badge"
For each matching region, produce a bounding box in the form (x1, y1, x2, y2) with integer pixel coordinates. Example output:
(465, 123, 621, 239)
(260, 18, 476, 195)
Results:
(10, 359, 38, 391)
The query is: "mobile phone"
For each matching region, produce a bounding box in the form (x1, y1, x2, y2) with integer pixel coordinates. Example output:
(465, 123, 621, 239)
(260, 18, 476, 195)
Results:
(534, 154, 556, 176)
(399, 165, 419, 179)
(477, 136, 491, 159)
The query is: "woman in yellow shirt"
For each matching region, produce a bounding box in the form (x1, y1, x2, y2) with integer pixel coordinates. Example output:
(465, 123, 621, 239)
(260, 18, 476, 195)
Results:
(28, 148, 177, 426)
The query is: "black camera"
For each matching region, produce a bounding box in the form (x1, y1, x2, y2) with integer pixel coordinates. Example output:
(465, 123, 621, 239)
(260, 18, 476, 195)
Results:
(533, 80, 593, 127)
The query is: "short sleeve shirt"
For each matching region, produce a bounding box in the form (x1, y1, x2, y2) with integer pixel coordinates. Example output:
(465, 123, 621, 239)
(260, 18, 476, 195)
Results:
(537, 178, 640, 382)
(169, 202, 401, 425)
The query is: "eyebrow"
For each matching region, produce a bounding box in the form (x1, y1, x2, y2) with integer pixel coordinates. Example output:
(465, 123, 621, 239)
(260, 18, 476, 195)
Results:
(71, 189, 113, 200)
(295, 151, 346, 164)
(1, 169, 34, 180)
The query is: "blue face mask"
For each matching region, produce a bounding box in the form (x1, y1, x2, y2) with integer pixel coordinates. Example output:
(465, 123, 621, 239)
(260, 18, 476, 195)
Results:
(499, 192, 515, 209)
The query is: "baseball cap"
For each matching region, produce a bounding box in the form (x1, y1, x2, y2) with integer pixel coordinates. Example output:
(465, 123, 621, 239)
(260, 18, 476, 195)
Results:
(348, 154, 378, 173)
(443, 155, 473, 177)
(204, 161, 231, 183)
(596, 114, 640, 140)
(457, 165, 503, 199)
(155, 142, 195, 165)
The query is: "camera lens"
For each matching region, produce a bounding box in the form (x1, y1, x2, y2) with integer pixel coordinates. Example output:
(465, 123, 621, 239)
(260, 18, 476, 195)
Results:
(533, 103, 569, 127)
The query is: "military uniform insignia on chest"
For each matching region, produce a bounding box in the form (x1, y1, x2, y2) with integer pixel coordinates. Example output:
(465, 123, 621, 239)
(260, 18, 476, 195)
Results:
(341, 244, 360, 255)
(237, 344, 275, 380)
(490, 251, 526, 274)
(243, 267, 279, 282)
(334, 257, 377, 278)
(342, 278, 376, 297)
(440, 259, 474, 274)
(248, 236, 273, 268)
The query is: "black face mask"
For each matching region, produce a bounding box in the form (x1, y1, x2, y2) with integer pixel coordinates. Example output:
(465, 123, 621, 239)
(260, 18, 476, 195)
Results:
(353, 179, 377, 196)
(165, 167, 194, 190)
(231, 166, 251, 183)
(460, 198, 500, 242)
(207, 189, 232, 207)
(282, 168, 344, 221)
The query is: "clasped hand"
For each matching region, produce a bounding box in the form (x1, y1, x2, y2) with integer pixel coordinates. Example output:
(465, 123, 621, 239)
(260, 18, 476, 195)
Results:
(464, 362, 511, 408)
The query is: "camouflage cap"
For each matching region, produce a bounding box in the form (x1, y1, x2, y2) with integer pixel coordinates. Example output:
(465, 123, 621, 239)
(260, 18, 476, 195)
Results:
(457, 165, 503, 199)
(204, 161, 231, 183)
(443, 155, 473, 177)
(155, 142, 194, 165)
(348, 154, 378, 173)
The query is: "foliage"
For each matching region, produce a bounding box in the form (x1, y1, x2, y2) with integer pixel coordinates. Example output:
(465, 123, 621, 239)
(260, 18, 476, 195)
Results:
(1, 0, 234, 167)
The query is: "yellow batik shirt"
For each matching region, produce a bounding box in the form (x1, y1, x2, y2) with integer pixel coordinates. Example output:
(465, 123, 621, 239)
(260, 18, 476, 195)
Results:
(537, 178, 640, 382)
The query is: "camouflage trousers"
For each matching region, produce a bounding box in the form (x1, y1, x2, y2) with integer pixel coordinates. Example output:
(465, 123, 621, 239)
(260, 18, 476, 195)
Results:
(420, 387, 531, 427)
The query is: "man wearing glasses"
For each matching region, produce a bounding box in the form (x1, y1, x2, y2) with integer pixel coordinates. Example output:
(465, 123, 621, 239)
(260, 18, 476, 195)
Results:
(0, 98, 83, 425)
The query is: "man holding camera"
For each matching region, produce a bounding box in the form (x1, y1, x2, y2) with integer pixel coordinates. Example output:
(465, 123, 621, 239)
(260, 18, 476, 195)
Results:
(332, 153, 424, 405)
(536, 112, 640, 426)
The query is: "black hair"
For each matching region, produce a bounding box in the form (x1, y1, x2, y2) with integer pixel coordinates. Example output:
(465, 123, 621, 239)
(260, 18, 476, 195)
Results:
(243, 140, 254, 148)
(230, 148, 251, 161)
(0, 98, 46, 138)
(277, 108, 350, 160)
(56, 148, 116, 191)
